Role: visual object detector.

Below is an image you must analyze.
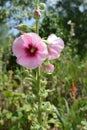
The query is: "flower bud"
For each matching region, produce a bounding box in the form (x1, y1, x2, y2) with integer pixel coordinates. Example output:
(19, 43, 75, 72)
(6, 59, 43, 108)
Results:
(40, 3, 46, 10)
(14, 24, 29, 32)
(34, 10, 41, 19)
(14, 24, 35, 32)
(40, 64, 54, 73)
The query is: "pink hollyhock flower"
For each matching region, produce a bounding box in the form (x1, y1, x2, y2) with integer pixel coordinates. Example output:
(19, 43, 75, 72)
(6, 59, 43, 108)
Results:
(12, 33, 48, 69)
(47, 34, 64, 60)
(41, 64, 54, 72)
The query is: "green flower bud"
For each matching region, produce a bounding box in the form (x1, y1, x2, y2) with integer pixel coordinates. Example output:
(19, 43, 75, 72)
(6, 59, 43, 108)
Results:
(14, 24, 35, 32)
(15, 24, 29, 31)
(40, 3, 46, 10)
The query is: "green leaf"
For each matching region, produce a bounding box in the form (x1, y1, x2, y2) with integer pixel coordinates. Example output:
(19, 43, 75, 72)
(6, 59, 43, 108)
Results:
(3, 91, 13, 98)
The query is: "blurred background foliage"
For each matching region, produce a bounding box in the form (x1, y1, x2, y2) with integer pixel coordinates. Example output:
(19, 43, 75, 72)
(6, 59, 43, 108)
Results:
(0, 0, 87, 56)
(0, 0, 87, 130)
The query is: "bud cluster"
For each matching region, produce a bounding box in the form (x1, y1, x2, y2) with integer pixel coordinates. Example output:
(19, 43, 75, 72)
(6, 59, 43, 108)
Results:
(34, 3, 46, 19)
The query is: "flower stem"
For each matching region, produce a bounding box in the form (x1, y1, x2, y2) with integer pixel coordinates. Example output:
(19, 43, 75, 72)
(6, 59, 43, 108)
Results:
(36, 19, 39, 34)
(36, 0, 39, 34)
(35, 0, 42, 127)
(37, 67, 42, 126)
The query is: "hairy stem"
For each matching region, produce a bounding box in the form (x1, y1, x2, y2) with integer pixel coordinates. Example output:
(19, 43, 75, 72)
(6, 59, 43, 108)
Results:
(35, 0, 42, 127)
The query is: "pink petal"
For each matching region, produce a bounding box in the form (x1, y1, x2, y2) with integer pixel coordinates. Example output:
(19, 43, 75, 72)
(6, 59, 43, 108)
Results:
(12, 36, 26, 58)
(17, 54, 44, 69)
(48, 47, 60, 60)
(28, 33, 43, 47)
(21, 33, 32, 48)
(47, 34, 64, 60)
(53, 38, 64, 49)
(49, 39, 64, 53)
(47, 34, 64, 49)
(47, 34, 58, 43)
(22, 33, 46, 48)
(37, 42, 48, 58)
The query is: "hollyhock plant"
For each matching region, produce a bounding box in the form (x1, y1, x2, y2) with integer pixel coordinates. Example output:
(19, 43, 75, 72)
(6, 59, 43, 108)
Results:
(47, 34, 64, 60)
(12, 33, 48, 69)
(11, 0, 65, 129)
(41, 64, 54, 72)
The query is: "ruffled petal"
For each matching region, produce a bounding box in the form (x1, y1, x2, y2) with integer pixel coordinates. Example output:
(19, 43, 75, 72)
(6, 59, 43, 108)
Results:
(48, 47, 60, 60)
(29, 33, 43, 47)
(12, 36, 26, 58)
(49, 39, 64, 53)
(47, 34, 64, 60)
(17, 54, 45, 69)
(47, 34, 58, 43)
(53, 37, 64, 49)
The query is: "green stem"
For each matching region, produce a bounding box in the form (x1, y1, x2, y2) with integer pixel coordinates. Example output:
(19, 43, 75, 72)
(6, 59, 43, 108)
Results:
(35, 0, 42, 127)
(36, 19, 39, 34)
(37, 67, 42, 125)
(36, 0, 39, 9)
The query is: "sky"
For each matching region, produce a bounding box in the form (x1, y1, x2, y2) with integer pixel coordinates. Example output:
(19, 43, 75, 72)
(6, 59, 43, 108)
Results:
(8, 0, 87, 35)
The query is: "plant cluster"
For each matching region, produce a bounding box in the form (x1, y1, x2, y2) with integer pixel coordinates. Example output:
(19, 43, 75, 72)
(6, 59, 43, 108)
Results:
(0, 0, 87, 130)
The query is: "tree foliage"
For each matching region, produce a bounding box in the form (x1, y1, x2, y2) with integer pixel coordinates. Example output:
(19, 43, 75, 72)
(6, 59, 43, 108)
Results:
(0, 0, 87, 57)
(40, 0, 87, 57)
